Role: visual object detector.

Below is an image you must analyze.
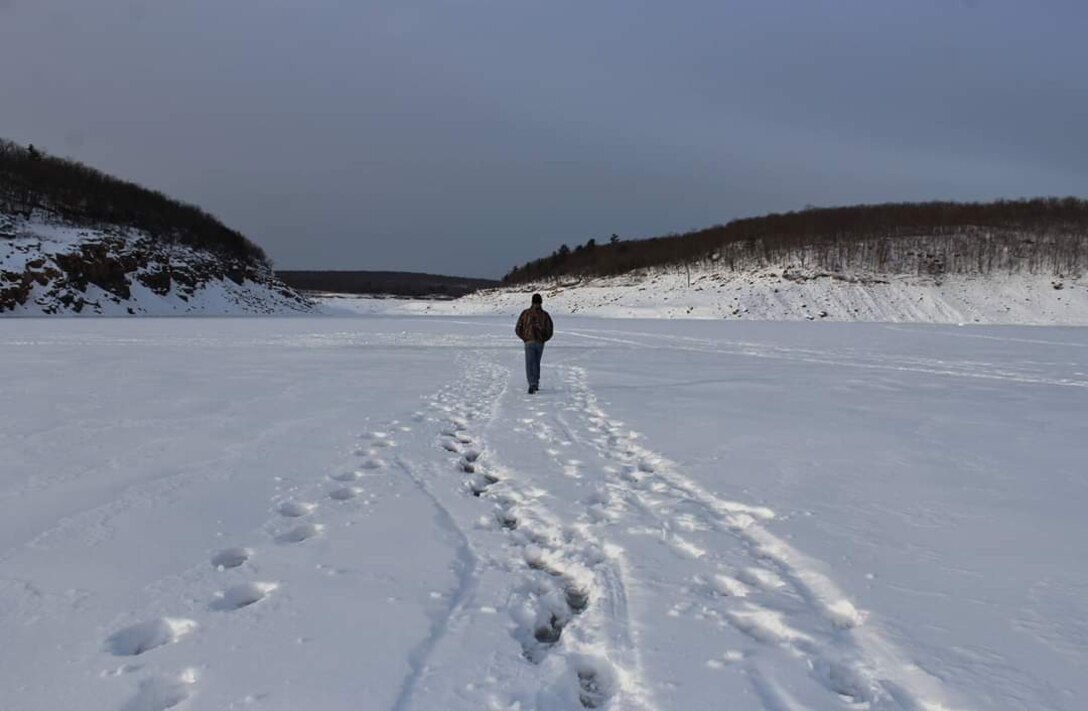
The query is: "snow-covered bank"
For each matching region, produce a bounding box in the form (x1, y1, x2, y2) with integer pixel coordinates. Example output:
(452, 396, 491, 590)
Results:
(2, 316, 1085, 710)
(355, 266, 1088, 325)
(1, 214, 312, 315)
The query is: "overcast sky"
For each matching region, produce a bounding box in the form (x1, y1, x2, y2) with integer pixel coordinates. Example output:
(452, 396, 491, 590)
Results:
(2, 1, 1086, 277)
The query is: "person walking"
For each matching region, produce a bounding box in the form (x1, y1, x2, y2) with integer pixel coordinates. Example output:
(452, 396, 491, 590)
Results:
(515, 293, 553, 394)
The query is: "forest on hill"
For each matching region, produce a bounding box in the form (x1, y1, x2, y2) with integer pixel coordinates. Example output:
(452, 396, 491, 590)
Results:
(503, 198, 1088, 285)
(0, 139, 268, 267)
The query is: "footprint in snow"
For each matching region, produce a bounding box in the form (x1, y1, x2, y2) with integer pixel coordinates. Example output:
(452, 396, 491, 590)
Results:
(107, 618, 197, 656)
(211, 582, 278, 611)
(330, 471, 363, 483)
(329, 486, 361, 501)
(572, 655, 618, 709)
(565, 585, 591, 613)
(533, 613, 563, 645)
(822, 599, 865, 629)
(706, 573, 749, 598)
(277, 501, 316, 518)
(524, 545, 564, 575)
(211, 547, 251, 570)
(276, 523, 324, 544)
(738, 567, 786, 591)
(469, 472, 500, 496)
(725, 604, 807, 645)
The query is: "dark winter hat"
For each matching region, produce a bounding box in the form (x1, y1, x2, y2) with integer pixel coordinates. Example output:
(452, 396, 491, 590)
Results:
(531, 293, 542, 304)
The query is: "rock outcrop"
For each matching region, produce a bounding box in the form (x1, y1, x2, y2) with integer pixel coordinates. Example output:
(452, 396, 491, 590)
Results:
(1, 214, 312, 315)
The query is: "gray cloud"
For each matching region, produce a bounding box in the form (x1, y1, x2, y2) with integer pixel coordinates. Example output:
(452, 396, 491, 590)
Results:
(2, 0, 1085, 277)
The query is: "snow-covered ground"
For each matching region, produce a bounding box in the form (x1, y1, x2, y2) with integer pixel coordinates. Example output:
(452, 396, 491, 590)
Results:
(347, 266, 1088, 325)
(2, 316, 1086, 711)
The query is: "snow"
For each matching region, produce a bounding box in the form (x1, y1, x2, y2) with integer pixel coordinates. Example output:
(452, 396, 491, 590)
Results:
(1, 214, 311, 316)
(1, 315, 1086, 710)
(334, 265, 1088, 325)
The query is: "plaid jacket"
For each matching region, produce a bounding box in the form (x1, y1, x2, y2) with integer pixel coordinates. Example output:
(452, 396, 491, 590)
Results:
(515, 306, 553, 343)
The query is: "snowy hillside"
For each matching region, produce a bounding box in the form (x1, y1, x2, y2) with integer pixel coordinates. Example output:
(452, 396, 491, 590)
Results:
(1, 213, 312, 315)
(367, 265, 1088, 325)
(2, 316, 1085, 710)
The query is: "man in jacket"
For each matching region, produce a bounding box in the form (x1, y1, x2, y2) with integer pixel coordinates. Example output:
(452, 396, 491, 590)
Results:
(515, 293, 553, 394)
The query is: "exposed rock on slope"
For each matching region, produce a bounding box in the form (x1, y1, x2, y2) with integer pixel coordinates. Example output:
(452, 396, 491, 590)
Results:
(1, 139, 310, 315)
(1, 215, 311, 315)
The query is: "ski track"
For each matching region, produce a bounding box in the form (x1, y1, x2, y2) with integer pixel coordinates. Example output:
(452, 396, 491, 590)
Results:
(90, 341, 971, 710)
(388, 455, 480, 711)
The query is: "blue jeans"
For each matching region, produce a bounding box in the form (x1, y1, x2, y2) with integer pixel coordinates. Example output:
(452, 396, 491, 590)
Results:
(524, 342, 544, 389)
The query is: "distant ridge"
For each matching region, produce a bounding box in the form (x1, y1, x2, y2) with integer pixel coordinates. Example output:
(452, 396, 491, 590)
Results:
(277, 270, 498, 298)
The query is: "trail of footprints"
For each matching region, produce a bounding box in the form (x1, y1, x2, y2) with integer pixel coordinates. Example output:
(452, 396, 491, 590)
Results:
(440, 419, 590, 663)
(101, 425, 405, 710)
(429, 365, 621, 710)
(97, 355, 930, 710)
(421, 361, 943, 710)
(556, 365, 943, 710)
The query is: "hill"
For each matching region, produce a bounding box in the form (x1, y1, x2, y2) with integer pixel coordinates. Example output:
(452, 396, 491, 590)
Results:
(388, 265, 1087, 324)
(0, 140, 310, 315)
(395, 198, 1086, 325)
(504, 198, 1088, 284)
(356, 198, 1088, 325)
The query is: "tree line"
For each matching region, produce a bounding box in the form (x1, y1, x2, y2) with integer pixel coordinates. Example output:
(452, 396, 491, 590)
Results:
(502, 198, 1088, 284)
(0, 139, 268, 267)
(276, 270, 498, 298)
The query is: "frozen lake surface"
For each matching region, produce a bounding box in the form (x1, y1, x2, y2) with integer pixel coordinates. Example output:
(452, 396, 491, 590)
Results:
(1, 316, 1085, 710)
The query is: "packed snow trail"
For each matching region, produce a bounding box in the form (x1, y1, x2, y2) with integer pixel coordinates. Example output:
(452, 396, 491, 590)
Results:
(389, 355, 654, 710)
(385, 348, 969, 710)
